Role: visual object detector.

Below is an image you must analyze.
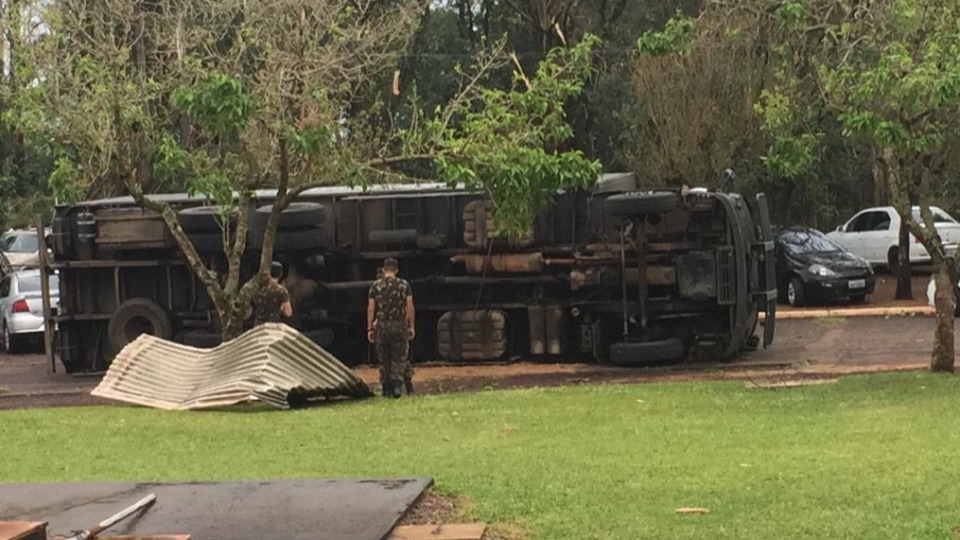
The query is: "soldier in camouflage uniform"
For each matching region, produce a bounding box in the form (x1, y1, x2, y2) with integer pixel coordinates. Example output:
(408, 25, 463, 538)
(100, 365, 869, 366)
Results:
(367, 258, 415, 398)
(372, 267, 414, 395)
(253, 262, 293, 326)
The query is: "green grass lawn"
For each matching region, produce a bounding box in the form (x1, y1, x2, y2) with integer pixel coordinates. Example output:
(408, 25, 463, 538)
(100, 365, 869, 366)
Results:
(3, 372, 960, 539)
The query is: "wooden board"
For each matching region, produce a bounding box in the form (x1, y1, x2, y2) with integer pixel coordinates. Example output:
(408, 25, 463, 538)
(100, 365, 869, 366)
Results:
(100, 536, 191, 540)
(0, 522, 47, 540)
(389, 523, 486, 540)
(745, 378, 838, 389)
(761, 306, 933, 320)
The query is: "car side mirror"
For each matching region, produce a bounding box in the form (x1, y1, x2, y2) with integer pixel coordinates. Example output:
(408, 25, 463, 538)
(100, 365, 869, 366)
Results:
(836, 225, 845, 232)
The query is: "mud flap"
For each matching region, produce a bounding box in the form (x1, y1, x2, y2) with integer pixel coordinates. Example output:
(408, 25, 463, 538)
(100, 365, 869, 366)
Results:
(752, 193, 777, 348)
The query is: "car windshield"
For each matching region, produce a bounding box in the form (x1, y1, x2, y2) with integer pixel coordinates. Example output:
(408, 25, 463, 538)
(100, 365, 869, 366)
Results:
(0, 233, 38, 253)
(779, 230, 841, 254)
(911, 209, 957, 224)
(17, 275, 58, 293)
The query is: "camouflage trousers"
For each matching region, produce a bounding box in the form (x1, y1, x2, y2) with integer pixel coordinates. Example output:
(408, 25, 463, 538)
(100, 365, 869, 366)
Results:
(375, 321, 412, 388)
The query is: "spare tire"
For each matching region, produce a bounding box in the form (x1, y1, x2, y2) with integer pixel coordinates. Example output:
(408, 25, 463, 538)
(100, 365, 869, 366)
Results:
(178, 206, 236, 232)
(254, 202, 326, 230)
(605, 192, 679, 217)
(609, 339, 685, 366)
(107, 298, 173, 353)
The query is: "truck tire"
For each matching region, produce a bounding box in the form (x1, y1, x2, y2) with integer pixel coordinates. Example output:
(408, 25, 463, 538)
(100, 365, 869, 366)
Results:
(605, 192, 678, 217)
(187, 232, 228, 253)
(107, 298, 173, 353)
(181, 330, 222, 348)
(254, 203, 326, 230)
(178, 206, 235, 232)
(303, 328, 335, 349)
(609, 339, 685, 366)
(270, 227, 328, 252)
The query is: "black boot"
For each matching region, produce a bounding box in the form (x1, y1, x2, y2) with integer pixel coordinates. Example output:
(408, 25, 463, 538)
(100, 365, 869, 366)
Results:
(404, 378, 414, 396)
(381, 382, 393, 398)
(391, 382, 402, 399)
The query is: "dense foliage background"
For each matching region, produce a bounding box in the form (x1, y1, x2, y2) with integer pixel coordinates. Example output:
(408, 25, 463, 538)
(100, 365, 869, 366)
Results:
(2, 0, 958, 230)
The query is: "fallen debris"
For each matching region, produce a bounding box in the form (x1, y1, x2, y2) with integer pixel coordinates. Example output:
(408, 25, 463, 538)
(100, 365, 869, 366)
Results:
(52, 494, 157, 540)
(389, 523, 486, 540)
(92, 323, 372, 410)
(2, 479, 430, 540)
(674, 507, 710, 515)
(97, 534, 191, 540)
(0, 521, 46, 540)
(763, 305, 934, 320)
(100, 537, 190, 540)
(745, 378, 838, 389)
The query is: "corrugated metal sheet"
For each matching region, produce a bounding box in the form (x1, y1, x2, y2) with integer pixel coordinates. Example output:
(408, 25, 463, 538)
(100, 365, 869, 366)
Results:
(92, 323, 372, 410)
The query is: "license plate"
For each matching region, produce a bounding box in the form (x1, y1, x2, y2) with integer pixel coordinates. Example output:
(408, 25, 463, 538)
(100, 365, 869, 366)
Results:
(849, 279, 866, 289)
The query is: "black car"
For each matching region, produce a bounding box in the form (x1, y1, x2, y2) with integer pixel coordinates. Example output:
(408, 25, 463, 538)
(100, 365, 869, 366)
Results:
(775, 226, 876, 306)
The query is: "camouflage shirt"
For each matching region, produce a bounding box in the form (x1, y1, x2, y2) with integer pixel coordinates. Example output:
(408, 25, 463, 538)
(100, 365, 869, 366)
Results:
(368, 276, 412, 324)
(253, 280, 290, 325)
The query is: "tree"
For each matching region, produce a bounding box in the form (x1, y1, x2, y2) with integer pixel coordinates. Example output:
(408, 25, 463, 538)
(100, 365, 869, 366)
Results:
(819, 0, 960, 371)
(689, 0, 960, 372)
(629, 12, 768, 188)
(12, 0, 600, 340)
(0, 0, 56, 227)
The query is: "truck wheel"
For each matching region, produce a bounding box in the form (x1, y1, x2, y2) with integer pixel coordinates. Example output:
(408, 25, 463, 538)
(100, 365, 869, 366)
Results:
(254, 202, 326, 230)
(107, 298, 173, 353)
(787, 277, 806, 307)
(605, 191, 678, 216)
(178, 206, 236, 232)
(609, 339, 685, 366)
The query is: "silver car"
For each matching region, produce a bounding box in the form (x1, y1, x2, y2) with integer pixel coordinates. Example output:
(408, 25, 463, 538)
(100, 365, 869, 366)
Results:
(0, 229, 43, 270)
(0, 269, 59, 354)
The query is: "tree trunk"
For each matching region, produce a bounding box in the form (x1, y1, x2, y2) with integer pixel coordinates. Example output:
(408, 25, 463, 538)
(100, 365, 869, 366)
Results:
(930, 260, 956, 373)
(872, 146, 891, 205)
(217, 299, 249, 342)
(881, 146, 913, 300)
(895, 220, 913, 300)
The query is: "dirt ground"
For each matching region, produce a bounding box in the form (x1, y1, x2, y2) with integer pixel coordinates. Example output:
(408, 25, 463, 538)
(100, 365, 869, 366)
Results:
(0, 315, 944, 410)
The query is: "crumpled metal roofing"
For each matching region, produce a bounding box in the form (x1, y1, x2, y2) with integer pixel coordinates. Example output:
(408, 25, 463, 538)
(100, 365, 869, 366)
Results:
(92, 323, 372, 410)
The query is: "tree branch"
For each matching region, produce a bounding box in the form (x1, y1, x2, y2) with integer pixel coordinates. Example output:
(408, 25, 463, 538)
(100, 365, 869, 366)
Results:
(124, 169, 222, 299)
(366, 153, 436, 167)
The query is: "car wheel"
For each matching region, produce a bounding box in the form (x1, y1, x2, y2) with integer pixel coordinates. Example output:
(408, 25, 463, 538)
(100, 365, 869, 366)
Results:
(887, 247, 900, 276)
(787, 277, 806, 307)
(2, 321, 18, 355)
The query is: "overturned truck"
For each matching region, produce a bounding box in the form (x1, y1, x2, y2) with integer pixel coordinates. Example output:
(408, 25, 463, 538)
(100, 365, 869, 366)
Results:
(48, 173, 777, 373)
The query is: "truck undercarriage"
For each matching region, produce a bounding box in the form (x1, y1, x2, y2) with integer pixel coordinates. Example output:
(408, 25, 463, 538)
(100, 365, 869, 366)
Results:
(48, 175, 776, 373)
